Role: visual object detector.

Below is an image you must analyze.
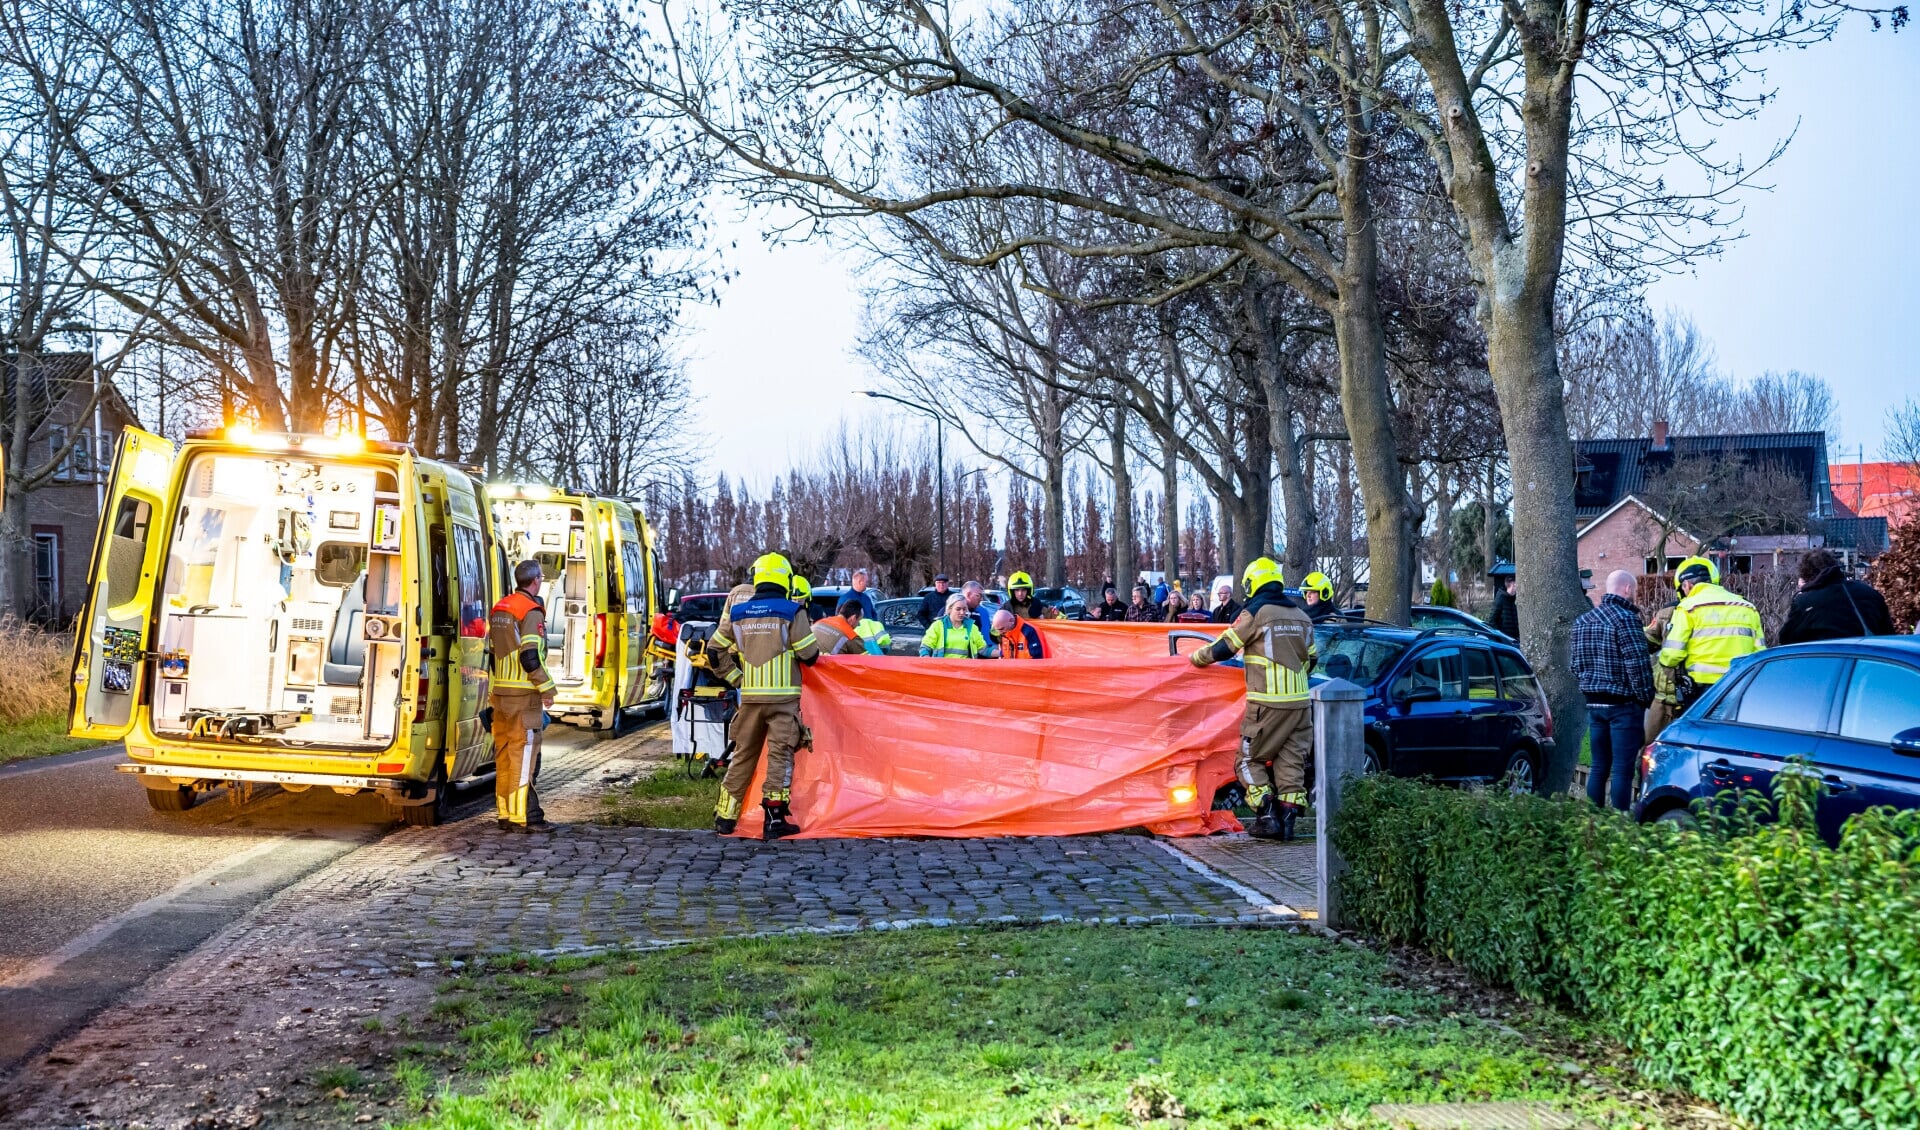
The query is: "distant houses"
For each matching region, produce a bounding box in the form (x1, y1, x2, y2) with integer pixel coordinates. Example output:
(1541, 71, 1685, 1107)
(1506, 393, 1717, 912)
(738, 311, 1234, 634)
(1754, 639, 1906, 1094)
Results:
(1573, 421, 1890, 602)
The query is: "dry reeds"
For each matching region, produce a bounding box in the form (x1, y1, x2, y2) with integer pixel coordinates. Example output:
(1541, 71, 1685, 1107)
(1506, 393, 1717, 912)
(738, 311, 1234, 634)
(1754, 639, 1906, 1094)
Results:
(0, 618, 73, 724)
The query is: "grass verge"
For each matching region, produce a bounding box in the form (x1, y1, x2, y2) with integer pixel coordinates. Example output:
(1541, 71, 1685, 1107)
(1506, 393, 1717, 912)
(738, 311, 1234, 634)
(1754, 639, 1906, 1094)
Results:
(0, 713, 100, 766)
(596, 760, 721, 829)
(394, 925, 1680, 1128)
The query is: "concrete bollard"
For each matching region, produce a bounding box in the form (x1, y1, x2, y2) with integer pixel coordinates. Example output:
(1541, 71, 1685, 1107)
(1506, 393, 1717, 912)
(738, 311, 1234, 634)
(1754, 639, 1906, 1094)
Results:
(1312, 678, 1367, 931)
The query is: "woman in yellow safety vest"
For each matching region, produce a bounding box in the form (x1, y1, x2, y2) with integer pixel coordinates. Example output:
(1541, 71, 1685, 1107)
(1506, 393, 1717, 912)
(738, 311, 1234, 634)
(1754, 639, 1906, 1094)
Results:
(920, 595, 992, 658)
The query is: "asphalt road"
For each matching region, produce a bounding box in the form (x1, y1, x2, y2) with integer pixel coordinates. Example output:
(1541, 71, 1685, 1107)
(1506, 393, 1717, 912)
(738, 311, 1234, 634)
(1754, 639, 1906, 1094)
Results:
(0, 729, 594, 1074)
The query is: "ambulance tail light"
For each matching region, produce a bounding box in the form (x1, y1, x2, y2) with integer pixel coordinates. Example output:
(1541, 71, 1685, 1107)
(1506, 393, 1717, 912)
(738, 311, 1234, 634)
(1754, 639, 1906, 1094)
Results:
(594, 614, 608, 666)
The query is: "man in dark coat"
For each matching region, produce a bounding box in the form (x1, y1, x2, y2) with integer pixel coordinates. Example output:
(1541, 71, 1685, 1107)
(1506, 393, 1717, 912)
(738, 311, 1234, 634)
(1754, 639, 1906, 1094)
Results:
(1780, 549, 1894, 643)
(1488, 564, 1519, 640)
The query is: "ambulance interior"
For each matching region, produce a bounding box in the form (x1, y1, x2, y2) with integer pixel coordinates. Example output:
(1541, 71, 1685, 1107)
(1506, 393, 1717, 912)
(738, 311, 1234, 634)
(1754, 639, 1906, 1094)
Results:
(492, 499, 594, 688)
(151, 452, 406, 747)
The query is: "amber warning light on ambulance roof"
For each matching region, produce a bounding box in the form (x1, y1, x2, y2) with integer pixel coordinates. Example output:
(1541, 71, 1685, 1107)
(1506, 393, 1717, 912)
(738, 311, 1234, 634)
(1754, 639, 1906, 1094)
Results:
(182, 426, 409, 456)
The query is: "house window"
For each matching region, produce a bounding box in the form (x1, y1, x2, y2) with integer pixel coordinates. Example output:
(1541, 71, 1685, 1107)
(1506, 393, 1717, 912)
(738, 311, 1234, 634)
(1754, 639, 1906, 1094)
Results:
(32, 530, 60, 618)
(1643, 555, 1688, 575)
(1730, 555, 1753, 575)
(48, 426, 99, 483)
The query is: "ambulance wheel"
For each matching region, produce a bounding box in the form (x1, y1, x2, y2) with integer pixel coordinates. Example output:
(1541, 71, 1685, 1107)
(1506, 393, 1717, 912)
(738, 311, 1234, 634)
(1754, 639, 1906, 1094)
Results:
(397, 765, 451, 827)
(145, 784, 195, 812)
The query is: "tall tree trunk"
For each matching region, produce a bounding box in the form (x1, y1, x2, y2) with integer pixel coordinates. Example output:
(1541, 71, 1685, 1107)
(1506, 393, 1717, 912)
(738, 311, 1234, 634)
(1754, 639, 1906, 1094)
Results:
(1332, 223, 1414, 625)
(1434, 463, 1455, 595)
(1039, 382, 1067, 586)
(1217, 496, 1235, 578)
(1109, 402, 1134, 587)
(1244, 277, 1316, 581)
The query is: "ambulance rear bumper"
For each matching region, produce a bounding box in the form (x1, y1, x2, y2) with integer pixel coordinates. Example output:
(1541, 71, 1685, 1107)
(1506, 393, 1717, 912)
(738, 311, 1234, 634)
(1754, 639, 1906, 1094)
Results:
(116, 762, 411, 794)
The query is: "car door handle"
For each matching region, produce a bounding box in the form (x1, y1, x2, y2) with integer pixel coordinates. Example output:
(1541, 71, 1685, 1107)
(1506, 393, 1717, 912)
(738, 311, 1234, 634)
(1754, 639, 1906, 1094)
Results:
(1822, 775, 1857, 795)
(1704, 760, 1735, 784)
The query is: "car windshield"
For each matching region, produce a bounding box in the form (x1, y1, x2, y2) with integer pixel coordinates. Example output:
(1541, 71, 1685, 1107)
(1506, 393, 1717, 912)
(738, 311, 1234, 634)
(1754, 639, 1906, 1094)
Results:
(675, 594, 726, 622)
(1312, 630, 1410, 686)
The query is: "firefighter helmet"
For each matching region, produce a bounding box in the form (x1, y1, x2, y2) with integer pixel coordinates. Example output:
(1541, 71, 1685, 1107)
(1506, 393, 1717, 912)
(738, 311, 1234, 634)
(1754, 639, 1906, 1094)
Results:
(1675, 555, 1718, 592)
(789, 575, 812, 603)
(751, 552, 793, 591)
(1009, 570, 1034, 593)
(1302, 571, 1334, 601)
(1241, 557, 1284, 599)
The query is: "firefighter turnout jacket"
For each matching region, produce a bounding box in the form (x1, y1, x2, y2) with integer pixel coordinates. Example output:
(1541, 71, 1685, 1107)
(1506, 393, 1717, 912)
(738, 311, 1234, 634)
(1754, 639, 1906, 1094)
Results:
(1658, 582, 1765, 686)
(810, 614, 866, 657)
(489, 590, 556, 695)
(1193, 588, 1317, 705)
(710, 585, 820, 702)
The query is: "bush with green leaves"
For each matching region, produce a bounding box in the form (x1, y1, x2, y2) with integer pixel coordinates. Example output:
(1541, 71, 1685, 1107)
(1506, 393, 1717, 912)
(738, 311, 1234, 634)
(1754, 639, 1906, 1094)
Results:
(1428, 577, 1456, 608)
(1331, 773, 1920, 1129)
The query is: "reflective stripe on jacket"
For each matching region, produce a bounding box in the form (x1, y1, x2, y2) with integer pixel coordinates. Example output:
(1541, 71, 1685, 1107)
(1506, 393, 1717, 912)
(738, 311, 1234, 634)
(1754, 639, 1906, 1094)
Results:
(1658, 583, 1765, 684)
(920, 618, 989, 659)
(995, 618, 1045, 659)
(1206, 594, 1317, 705)
(712, 594, 819, 702)
(854, 618, 891, 653)
(489, 590, 556, 694)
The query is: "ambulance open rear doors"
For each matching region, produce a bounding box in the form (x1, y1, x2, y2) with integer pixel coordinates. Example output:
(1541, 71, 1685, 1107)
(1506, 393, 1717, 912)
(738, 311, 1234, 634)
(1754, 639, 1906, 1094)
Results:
(71, 426, 491, 824)
(597, 498, 671, 731)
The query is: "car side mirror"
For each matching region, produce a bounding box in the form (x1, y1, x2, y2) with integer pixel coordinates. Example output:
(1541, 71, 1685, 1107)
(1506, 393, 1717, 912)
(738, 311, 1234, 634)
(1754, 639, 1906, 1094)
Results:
(1893, 727, 1920, 756)
(668, 588, 680, 605)
(1396, 685, 1442, 706)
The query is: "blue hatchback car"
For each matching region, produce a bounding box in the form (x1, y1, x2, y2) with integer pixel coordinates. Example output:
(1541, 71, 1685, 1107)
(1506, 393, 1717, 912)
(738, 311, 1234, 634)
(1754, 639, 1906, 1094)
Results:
(1179, 623, 1558, 791)
(1635, 638, 1920, 842)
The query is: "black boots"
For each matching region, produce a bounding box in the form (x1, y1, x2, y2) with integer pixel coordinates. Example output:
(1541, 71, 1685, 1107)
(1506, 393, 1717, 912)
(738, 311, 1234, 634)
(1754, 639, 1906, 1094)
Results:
(762, 799, 801, 840)
(1247, 795, 1283, 840)
(714, 814, 737, 835)
(1277, 800, 1303, 843)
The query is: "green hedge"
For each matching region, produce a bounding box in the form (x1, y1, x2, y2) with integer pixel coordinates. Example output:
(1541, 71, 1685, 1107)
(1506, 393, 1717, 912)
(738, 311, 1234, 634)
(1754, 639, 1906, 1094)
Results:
(1330, 775, 1920, 1129)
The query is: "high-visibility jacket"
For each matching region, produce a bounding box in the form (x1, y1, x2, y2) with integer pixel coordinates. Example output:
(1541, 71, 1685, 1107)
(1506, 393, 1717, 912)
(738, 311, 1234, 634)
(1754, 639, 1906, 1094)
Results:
(711, 589, 820, 702)
(1659, 582, 1765, 685)
(995, 617, 1046, 659)
(920, 617, 990, 659)
(1195, 588, 1316, 706)
(489, 590, 556, 695)
(854, 617, 890, 654)
(811, 615, 865, 657)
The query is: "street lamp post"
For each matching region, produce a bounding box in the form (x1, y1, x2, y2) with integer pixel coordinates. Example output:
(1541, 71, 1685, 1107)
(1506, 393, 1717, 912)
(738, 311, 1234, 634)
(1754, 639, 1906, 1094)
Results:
(859, 390, 947, 575)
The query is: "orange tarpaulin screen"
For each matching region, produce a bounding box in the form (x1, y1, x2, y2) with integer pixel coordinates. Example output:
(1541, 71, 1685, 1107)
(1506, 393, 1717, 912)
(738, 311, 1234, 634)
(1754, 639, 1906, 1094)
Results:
(1030, 619, 1223, 659)
(734, 655, 1245, 839)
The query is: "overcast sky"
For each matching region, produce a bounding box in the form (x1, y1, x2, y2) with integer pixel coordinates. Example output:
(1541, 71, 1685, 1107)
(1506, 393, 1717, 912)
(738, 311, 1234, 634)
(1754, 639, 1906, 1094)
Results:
(682, 20, 1920, 484)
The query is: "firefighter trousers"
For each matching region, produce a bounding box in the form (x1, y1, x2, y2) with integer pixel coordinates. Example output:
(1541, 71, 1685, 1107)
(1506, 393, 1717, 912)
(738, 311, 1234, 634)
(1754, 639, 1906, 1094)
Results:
(1238, 703, 1310, 805)
(492, 690, 545, 825)
(722, 699, 802, 810)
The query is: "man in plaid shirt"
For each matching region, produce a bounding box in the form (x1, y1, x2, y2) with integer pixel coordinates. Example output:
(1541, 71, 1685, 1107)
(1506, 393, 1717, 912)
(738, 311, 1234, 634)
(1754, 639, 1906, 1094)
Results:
(1571, 570, 1655, 811)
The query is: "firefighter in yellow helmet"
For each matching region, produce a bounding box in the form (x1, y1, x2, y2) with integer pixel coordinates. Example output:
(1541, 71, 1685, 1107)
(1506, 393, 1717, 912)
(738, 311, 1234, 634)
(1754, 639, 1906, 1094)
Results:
(1189, 557, 1317, 840)
(706, 552, 820, 838)
(1299, 571, 1339, 623)
(1005, 571, 1060, 620)
(1658, 556, 1765, 710)
(489, 559, 557, 832)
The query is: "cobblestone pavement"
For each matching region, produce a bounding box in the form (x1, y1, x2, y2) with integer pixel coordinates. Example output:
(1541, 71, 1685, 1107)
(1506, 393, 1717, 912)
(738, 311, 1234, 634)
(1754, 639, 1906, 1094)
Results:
(0, 722, 1285, 1127)
(1166, 835, 1319, 918)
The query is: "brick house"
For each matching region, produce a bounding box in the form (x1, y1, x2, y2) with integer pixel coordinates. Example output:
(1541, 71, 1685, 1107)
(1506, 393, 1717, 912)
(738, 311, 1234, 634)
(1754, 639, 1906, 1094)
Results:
(1573, 422, 1889, 604)
(2, 352, 142, 625)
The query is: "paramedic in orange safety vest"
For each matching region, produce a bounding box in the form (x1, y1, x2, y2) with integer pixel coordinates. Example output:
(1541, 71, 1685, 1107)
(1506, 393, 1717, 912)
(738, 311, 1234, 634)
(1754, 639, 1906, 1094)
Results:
(1188, 557, 1317, 842)
(706, 552, 821, 839)
(990, 609, 1046, 658)
(489, 559, 557, 833)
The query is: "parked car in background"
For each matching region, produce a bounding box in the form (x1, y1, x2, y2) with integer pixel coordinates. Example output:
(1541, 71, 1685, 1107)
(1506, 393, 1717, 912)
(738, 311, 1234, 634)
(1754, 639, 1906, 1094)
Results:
(1170, 622, 1556, 791)
(1635, 638, 1920, 843)
(671, 591, 731, 624)
(872, 598, 929, 655)
(1034, 585, 1088, 619)
(1340, 603, 1511, 641)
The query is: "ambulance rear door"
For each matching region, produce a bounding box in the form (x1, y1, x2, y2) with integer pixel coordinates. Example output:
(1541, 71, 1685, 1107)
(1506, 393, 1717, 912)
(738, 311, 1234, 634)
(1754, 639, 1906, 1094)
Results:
(604, 500, 644, 709)
(69, 427, 178, 740)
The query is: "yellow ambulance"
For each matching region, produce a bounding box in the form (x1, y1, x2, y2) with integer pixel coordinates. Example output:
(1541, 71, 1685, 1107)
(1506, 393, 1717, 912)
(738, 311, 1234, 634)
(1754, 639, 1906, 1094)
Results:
(487, 485, 671, 731)
(70, 425, 500, 824)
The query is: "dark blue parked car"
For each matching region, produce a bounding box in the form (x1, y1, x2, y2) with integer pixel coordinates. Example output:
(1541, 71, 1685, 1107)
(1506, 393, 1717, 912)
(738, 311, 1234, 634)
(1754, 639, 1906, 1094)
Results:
(1175, 622, 1556, 792)
(1635, 638, 1920, 842)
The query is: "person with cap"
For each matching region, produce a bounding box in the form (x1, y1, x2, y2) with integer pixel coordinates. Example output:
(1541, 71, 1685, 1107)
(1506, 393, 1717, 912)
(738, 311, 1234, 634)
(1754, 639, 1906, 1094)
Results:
(810, 599, 873, 656)
(1299, 571, 1340, 623)
(1488, 563, 1519, 639)
(1124, 582, 1161, 622)
(918, 573, 954, 627)
(1090, 583, 1127, 621)
(1188, 557, 1317, 841)
(706, 552, 821, 839)
(488, 559, 558, 833)
(990, 608, 1047, 658)
(1004, 571, 1058, 620)
(921, 595, 994, 658)
(1658, 556, 1765, 710)
(1210, 579, 1242, 624)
